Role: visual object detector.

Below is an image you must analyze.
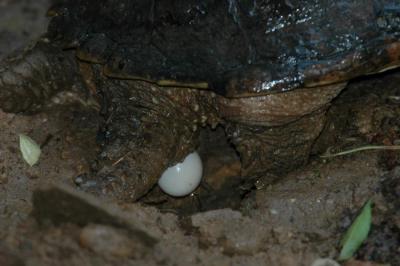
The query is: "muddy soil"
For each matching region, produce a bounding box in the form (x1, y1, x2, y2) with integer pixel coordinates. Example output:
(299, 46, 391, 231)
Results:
(0, 1, 399, 266)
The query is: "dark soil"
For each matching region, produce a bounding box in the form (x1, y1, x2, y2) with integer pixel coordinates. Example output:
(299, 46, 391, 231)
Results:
(0, 1, 399, 266)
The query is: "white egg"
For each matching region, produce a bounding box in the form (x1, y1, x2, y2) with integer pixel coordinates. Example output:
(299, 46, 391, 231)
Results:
(158, 152, 203, 197)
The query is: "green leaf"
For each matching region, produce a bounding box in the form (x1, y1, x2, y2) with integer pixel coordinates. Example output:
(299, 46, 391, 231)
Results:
(338, 199, 372, 261)
(19, 134, 41, 166)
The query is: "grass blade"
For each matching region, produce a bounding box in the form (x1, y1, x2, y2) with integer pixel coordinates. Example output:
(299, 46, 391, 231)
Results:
(338, 199, 372, 261)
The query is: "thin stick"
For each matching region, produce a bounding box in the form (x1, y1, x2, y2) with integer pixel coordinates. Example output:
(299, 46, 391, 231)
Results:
(111, 151, 131, 166)
(320, 145, 400, 158)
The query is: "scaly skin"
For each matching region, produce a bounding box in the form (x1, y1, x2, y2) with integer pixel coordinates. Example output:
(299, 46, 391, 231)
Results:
(0, 41, 346, 200)
(92, 78, 219, 200)
(0, 40, 85, 113)
(0, 43, 221, 200)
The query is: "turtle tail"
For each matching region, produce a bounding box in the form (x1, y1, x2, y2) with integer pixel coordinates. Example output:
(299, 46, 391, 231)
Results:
(0, 40, 84, 113)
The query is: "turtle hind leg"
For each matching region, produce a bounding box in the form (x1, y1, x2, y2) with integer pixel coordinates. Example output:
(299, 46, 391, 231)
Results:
(93, 80, 218, 201)
(221, 83, 347, 185)
(225, 109, 327, 180)
(0, 40, 84, 113)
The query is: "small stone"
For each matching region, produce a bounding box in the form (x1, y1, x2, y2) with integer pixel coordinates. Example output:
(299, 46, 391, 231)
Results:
(200, 115, 207, 124)
(376, 17, 387, 28)
(311, 258, 340, 266)
(74, 175, 84, 185)
(32, 184, 158, 248)
(0, 174, 8, 184)
(152, 97, 159, 104)
(79, 224, 145, 258)
(81, 180, 97, 188)
(191, 209, 268, 255)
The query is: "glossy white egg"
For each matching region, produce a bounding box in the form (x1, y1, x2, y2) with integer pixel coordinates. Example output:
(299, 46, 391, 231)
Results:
(158, 152, 203, 197)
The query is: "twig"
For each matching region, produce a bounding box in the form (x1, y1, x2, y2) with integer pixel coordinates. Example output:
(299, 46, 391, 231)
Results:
(320, 145, 400, 158)
(111, 151, 131, 166)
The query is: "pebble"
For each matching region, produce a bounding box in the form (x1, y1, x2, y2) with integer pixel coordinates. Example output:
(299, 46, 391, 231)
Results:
(79, 224, 145, 258)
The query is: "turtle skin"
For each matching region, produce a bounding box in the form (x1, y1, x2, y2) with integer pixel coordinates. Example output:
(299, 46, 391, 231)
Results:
(0, 0, 399, 200)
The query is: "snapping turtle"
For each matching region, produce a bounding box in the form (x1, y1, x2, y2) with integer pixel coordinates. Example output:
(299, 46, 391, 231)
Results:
(1, 0, 399, 200)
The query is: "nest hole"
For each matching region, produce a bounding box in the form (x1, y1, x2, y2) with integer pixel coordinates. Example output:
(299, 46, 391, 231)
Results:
(139, 126, 252, 215)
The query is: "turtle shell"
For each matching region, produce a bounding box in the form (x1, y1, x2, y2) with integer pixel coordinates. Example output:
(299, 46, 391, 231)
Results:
(47, 0, 400, 97)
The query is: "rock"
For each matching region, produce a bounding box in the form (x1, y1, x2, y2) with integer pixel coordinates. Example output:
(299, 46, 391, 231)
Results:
(311, 258, 340, 266)
(32, 184, 158, 249)
(79, 224, 146, 258)
(190, 209, 269, 255)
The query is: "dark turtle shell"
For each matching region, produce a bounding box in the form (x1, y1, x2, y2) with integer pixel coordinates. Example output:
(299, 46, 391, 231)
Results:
(47, 0, 400, 97)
